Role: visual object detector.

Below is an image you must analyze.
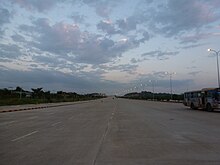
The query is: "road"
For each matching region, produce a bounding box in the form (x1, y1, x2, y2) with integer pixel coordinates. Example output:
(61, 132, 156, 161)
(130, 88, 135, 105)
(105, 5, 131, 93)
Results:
(1, 98, 220, 165)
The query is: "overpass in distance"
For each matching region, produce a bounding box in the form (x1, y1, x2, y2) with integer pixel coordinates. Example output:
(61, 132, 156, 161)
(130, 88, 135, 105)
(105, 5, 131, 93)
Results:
(1, 97, 220, 165)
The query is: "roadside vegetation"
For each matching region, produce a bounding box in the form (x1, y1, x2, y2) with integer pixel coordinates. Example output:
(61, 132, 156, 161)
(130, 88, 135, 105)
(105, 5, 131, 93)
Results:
(120, 91, 183, 102)
(0, 87, 106, 106)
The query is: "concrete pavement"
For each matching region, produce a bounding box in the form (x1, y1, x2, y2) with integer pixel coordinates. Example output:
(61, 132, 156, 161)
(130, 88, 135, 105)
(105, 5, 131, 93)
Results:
(1, 98, 220, 165)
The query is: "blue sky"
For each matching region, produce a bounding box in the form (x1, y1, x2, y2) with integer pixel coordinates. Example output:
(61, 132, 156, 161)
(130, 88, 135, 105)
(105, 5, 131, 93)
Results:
(0, 0, 220, 95)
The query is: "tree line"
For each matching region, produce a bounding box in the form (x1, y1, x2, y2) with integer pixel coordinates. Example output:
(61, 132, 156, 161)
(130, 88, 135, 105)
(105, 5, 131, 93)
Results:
(0, 87, 106, 106)
(121, 91, 183, 101)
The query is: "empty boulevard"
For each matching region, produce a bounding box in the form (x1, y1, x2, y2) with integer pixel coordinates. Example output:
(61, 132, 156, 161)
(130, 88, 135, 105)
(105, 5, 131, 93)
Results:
(1, 98, 220, 165)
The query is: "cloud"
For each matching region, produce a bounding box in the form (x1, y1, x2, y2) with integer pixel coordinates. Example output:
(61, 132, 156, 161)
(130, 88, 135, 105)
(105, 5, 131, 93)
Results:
(32, 55, 58, 66)
(99, 63, 138, 74)
(95, 4, 111, 18)
(32, 19, 82, 54)
(1, 0, 218, 95)
(180, 43, 207, 49)
(187, 66, 197, 70)
(0, 68, 93, 91)
(72, 36, 116, 64)
(116, 16, 139, 33)
(130, 58, 142, 64)
(0, 68, 125, 93)
(17, 17, 147, 65)
(97, 18, 150, 44)
(71, 12, 86, 23)
(97, 20, 117, 35)
(9, 0, 60, 12)
(0, 8, 10, 25)
(137, 71, 171, 81)
(31, 53, 88, 72)
(11, 34, 26, 43)
(8, 0, 120, 18)
(179, 33, 212, 44)
(115, 16, 151, 44)
(188, 71, 202, 76)
(0, 43, 22, 59)
(179, 32, 220, 44)
(146, 0, 220, 37)
(81, 0, 119, 18)
(0, 8, 10, 34)
(157, 79, 194, 90)
(138, 31, 150, 43)
(131, 72, 194, 93)
(208, 0, 220, 7)
(152, 71, 169, 79)
(141, 50, 179, 60)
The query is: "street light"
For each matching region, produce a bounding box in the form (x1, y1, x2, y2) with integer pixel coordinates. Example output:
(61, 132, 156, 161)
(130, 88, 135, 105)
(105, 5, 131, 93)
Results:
(149, 80, 157, 101)
(165, 72, 176, 100)
(208, 48, 220, 88)
(8, 87, 13, 95)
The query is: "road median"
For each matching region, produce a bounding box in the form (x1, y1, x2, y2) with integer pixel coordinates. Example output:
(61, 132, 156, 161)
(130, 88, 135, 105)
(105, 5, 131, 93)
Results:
(0, 101, 89, 113)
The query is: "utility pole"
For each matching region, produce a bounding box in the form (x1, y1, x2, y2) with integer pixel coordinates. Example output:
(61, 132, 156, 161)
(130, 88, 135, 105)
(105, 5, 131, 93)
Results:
(208, 48, 220, 88)
(165, 72, 176, 100)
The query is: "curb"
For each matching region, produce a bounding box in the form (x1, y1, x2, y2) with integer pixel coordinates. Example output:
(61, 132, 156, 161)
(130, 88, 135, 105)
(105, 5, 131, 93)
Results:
(0, 105, 54, 113)
(0, 101, 88, 113)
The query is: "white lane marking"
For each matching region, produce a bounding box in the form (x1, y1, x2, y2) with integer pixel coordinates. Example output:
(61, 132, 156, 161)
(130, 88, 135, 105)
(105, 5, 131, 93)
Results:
(51, 122, 61, 126)
(0, 120, 16, 126)
(11, 131, 38, 142)
(92, 114, 112, 165)
(8, 121, 16, 124)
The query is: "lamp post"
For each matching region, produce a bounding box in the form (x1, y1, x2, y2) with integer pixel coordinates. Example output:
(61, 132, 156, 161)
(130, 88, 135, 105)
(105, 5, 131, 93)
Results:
(208, 48, 220, 88)
(165, 72, 176, 100)
(8, 87, 13, 95)
(149, 80, 157, 101)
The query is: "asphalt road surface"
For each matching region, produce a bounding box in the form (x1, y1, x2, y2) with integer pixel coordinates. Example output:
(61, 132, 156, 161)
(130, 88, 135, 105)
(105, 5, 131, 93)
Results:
(1, 98, 220, 165)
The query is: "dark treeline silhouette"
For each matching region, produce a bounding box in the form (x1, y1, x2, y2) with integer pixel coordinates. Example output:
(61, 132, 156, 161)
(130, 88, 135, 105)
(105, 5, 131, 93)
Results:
(121, 91, 183, 101)
(0, 87, 106, 106)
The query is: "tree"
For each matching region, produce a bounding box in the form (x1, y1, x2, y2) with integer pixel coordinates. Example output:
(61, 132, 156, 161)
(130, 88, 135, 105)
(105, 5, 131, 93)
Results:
(44, 91, 51, 102)
(15, 86, 23, 92)
(31, 88, 44, 99)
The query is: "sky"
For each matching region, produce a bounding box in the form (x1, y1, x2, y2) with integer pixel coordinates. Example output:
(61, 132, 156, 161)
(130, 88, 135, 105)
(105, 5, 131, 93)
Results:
(0, 0, 220, 95)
